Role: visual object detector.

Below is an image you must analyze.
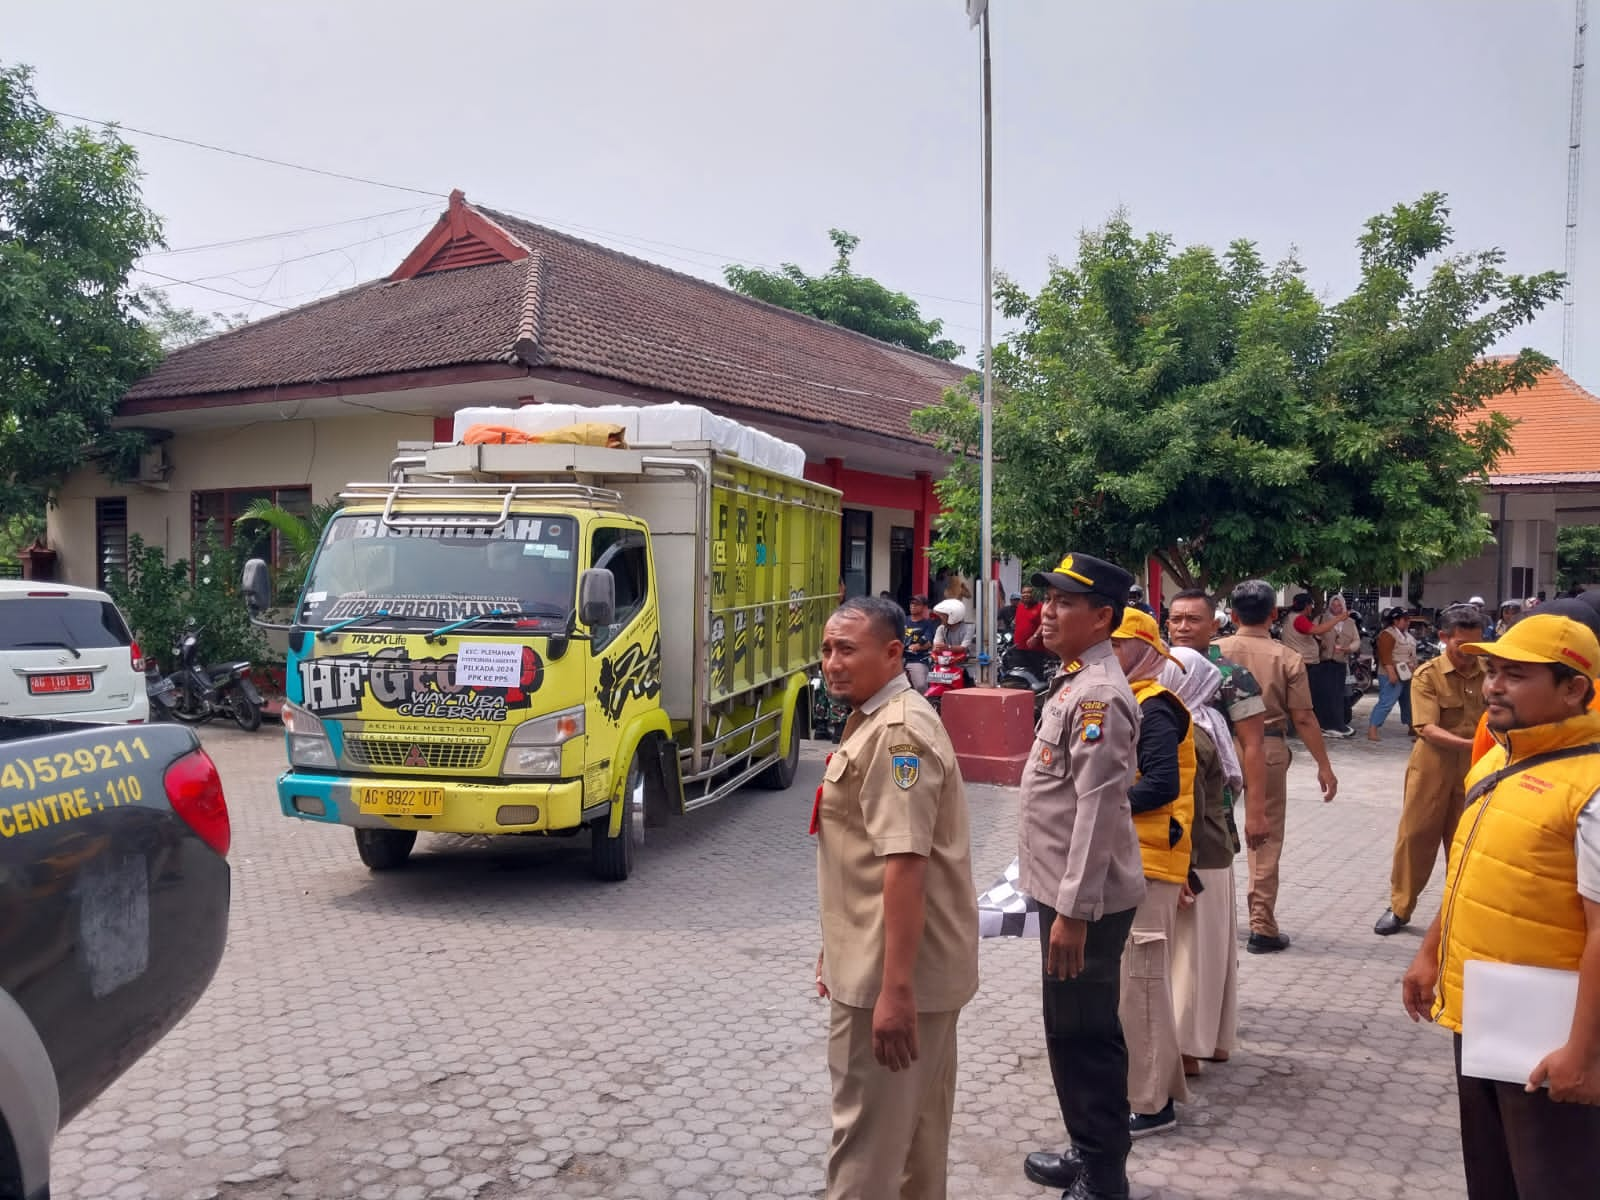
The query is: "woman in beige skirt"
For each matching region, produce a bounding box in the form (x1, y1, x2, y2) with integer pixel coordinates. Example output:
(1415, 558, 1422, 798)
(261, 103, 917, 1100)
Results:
(1164, 646, 1241, 1072)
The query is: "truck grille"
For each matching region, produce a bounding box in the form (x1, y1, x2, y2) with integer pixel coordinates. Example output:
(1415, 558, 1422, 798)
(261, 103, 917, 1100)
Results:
(344, 733, 491, 771)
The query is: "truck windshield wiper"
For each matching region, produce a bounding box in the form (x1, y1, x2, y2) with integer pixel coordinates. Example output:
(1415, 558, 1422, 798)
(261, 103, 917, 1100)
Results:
(424, 609, 514, 644)
(315, 609, 392, 642)
(11, 640, 81, 658)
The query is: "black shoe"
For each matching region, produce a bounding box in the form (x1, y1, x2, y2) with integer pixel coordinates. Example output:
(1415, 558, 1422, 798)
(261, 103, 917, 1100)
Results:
(1024, 1148, 1083, 1189)
(1374, 909, 1408, 936)
(1247, 931, 1291, 954)
(1064, 1175, 1131, 1200)
(1129, 1100, 1176, 1139)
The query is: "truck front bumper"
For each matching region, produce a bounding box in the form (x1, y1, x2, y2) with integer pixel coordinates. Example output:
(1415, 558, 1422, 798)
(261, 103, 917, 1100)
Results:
(276, 771, 592, 834)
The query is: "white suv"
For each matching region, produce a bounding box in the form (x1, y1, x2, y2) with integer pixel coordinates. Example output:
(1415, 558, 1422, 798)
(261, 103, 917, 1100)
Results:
(0, 580, 149, 724)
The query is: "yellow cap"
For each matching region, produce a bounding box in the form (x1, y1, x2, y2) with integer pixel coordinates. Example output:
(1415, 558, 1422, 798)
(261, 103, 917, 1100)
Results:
(1112, 607, 1183, 669)
(1462, 613, 1600, 679)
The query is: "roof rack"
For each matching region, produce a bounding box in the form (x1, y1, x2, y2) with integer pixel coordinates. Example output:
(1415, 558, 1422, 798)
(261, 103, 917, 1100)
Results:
(338, 480, 624, 531)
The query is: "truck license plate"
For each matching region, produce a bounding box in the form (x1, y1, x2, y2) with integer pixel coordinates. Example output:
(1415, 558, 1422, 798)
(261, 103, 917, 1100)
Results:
(29, 673, 94, 695)
(357, 787, 444, 816)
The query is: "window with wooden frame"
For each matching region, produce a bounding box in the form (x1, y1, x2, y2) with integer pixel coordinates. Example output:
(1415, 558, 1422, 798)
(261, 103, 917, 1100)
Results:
(191, 486, 312, 566)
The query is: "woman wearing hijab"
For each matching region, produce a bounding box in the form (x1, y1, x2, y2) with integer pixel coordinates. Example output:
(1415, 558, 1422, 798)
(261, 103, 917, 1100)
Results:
(1110, 609, 1194, 1138)
(1161, 646, 1242, 1075)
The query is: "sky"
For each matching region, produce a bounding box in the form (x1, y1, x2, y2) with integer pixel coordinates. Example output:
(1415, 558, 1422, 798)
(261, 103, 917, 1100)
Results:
(7, 0, 1595, 387)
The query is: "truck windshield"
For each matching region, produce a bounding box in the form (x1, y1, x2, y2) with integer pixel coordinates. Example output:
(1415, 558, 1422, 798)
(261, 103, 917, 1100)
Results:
(298, 513, 577, 631)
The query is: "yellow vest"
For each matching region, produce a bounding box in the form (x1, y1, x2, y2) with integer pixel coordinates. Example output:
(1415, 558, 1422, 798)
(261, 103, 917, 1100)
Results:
(1433, 708, 1600, 1032)
(1129, 679, 1196, 886)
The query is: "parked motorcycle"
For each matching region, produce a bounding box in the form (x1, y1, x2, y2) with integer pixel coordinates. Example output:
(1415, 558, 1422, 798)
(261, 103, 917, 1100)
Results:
(997, 644, 1058, 721)
(145, 660, 181, 720)
(924, 645, 970, 712)
(164, 624, 264, 731)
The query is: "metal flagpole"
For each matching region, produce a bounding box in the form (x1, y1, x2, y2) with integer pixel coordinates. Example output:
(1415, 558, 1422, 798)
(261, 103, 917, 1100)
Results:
(970, 0, 996, 684)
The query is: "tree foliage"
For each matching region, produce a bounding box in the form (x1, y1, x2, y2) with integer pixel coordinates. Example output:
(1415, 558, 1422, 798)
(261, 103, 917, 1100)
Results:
(724, 229, 962, 360)
(139, 288, 244, 351)
(234, 497, 340, 604)
(0, 62, 164, 511)
(913, 195, 1562, 596)
(108, 526, 268, 671)
(1558, 525, 1600, 593)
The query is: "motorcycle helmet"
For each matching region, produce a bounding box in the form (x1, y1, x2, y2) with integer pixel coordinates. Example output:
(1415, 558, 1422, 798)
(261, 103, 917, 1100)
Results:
(1383, 606, 1409, 624)
(1128, 584, 1145, 602)
(933, 599, 967, 625)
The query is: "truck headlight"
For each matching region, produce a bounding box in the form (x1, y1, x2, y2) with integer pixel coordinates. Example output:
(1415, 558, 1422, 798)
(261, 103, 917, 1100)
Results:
(283, 701, 337, 769)
(502, 707, 585, 778)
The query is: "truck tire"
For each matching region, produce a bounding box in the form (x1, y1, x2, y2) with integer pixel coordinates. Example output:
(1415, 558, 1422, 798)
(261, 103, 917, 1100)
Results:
(754, 704, 801, 790)
(354, 828, 416, 870)
(590, 750, 646, 881)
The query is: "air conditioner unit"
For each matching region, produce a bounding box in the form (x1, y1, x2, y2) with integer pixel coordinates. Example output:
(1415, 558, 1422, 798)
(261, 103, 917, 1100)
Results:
(134, 444, 171, 484)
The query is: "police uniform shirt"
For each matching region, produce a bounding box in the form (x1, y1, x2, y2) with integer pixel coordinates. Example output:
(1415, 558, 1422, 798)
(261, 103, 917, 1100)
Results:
(817, 675, 979, 1012)
(1017, 639, 1147, 920)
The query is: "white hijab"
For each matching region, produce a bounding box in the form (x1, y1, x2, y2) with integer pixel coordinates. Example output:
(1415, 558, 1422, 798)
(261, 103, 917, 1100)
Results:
(1159, 646, 1243, 794)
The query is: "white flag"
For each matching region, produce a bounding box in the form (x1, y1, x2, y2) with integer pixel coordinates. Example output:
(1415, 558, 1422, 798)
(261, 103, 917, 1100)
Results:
(967, 0, 988, 28)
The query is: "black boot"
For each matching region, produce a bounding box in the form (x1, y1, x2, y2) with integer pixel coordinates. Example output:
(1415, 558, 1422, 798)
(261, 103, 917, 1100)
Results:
(1023, 1148, 1083, 1188)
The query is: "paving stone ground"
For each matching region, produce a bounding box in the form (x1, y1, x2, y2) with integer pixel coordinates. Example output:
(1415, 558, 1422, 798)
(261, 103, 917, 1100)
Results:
(51, 697, 1469, 1199)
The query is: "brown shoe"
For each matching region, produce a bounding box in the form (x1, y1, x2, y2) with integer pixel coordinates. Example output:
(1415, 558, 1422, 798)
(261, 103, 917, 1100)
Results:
(1207, 1049, 1230, 1063)
(1366, 728, 1381, 742)
(1182, 1054, 1202, 1077)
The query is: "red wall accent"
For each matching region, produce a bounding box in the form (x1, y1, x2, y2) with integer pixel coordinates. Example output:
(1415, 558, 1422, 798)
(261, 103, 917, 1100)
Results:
(1146, 556, 1164, 614)
(433, 416, 454, 444)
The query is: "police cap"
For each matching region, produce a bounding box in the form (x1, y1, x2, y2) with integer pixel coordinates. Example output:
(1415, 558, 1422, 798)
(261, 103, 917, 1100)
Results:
(1031, 552, 1134, 603)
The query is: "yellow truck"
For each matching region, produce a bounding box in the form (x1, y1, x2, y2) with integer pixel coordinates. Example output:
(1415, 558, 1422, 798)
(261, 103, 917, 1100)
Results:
(242, 412, 841, 880)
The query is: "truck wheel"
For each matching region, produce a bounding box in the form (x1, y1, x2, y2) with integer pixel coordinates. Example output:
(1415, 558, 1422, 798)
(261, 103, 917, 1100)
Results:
(755, 704, 801, 790)
(590, 751, 645, 881)
(354, 828, 416, 870)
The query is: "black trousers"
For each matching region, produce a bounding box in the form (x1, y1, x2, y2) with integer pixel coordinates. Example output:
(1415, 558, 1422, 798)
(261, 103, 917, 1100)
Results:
(1454, 1034, 1600, 1198)
(1307, 660, 1346, 731)
(1037, 902, 1137, 1194)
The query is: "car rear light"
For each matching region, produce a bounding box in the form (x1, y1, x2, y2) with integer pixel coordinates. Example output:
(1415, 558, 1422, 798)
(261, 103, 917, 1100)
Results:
(164, 749, 231, 857)
(27, 590, 69, 597)
(130, 640, 143, 673)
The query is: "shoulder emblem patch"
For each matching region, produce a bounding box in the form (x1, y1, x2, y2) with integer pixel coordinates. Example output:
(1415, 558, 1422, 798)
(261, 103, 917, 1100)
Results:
(891, 747, 921, 790)
(1081, 718, 1103, 743)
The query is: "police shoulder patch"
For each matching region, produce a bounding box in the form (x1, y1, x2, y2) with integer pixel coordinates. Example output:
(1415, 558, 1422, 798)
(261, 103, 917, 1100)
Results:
(889, 742, 921, 790)
(1081, 718, 1104, 743)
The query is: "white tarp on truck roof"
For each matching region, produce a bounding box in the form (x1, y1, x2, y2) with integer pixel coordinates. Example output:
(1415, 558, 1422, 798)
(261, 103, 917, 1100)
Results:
(450, 403, 809, 480)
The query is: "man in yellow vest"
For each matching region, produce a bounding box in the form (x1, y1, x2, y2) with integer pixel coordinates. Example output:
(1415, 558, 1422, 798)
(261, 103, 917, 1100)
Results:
(1110, 608, 1194, 1138)
(1401, 613, 1600, 1196)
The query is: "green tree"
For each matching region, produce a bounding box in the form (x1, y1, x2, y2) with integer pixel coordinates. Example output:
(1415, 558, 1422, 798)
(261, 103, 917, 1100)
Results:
(724, 229, 963, 360)
(234, 497, 339, 604)
(109, 526, 267, 670)
(1, 63, 165, 511)
(1558, 525, 1600, 592)
(139, 288, 244, 351)
(913, 195, 1562, 597)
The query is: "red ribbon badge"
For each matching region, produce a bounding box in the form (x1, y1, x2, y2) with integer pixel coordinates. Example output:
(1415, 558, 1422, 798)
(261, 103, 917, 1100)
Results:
(810, 753, 832, 835)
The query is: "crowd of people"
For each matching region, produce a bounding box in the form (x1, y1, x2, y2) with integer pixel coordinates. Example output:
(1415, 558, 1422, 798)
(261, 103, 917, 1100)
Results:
(810, 559, 1600, 1200)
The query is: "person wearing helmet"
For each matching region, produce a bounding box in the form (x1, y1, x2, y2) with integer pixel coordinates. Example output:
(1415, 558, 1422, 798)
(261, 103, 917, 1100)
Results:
(932, 598, 975, 658)
(1367, 608, 1418, 742)
(1127, 584, 1153, 616)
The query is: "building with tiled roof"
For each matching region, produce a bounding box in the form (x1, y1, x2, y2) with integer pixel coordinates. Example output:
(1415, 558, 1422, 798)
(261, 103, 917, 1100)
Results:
(53, 191, 976, 599)
(1423, 362, 1600, 607)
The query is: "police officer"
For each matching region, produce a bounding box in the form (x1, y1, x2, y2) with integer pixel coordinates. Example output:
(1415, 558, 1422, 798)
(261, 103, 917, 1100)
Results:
(1019, 553, 1146, 1200)
(1373, 603, 1488, 936)
(814, 596, 978, 1200)
(1218, 580, 1338, 953)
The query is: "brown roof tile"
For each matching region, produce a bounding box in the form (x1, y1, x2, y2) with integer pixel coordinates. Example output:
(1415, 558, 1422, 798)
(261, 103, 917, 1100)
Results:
(125, 199, 973, 446)
(1479, 364, 1600, 479)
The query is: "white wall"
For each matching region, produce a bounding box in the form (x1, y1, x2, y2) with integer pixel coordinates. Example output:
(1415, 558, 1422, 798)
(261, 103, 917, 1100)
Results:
(48, 414, 430, 587)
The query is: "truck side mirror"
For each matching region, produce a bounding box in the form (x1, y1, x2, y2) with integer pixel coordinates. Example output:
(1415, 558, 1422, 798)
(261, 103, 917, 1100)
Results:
(578, 568, 616, 629)
(242, 558, 273, 616)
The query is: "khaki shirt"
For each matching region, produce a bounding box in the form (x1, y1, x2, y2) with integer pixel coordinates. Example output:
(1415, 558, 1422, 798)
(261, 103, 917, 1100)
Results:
(1017, 639, 1146, 921)
(1409, 655, 1486, 738)
(1279, 616, 1322, 665)
(817, 674, 978, 1012)
(1318, 614, 1361, 664)
(1218, 628, 1313, 729)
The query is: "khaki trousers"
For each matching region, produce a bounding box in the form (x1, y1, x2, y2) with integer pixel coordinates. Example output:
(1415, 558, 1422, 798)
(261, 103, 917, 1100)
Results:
(1247, 737, 1291, 936)
(1389, 742, 1470, 921)
(826, 1001, 960, 1200)
(1118, 879, 1189, 1116)
(1172, 865, 1239, 1059)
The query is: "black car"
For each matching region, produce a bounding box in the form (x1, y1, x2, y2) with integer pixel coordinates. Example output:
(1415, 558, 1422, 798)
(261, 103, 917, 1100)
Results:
(0, 719, 231, 1200)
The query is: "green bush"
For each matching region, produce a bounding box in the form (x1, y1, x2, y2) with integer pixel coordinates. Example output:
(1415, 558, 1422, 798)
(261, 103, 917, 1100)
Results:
(109, 524, 268, 672)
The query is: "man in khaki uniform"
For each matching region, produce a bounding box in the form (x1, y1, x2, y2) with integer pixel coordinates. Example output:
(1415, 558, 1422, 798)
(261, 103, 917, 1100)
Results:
(814, 596, 978, 1200)
(1374, 604, 1487, 935)
(1217, 580, 1338, 953)
(1017, 552, 1146, 1200)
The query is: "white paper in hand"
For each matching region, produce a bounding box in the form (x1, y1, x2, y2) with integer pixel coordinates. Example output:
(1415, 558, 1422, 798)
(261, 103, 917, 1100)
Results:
(1460, 960, 1579, 1085)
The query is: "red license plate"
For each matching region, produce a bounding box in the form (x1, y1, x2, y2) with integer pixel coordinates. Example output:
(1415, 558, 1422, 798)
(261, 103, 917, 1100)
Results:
(28, 673, 94, 695)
